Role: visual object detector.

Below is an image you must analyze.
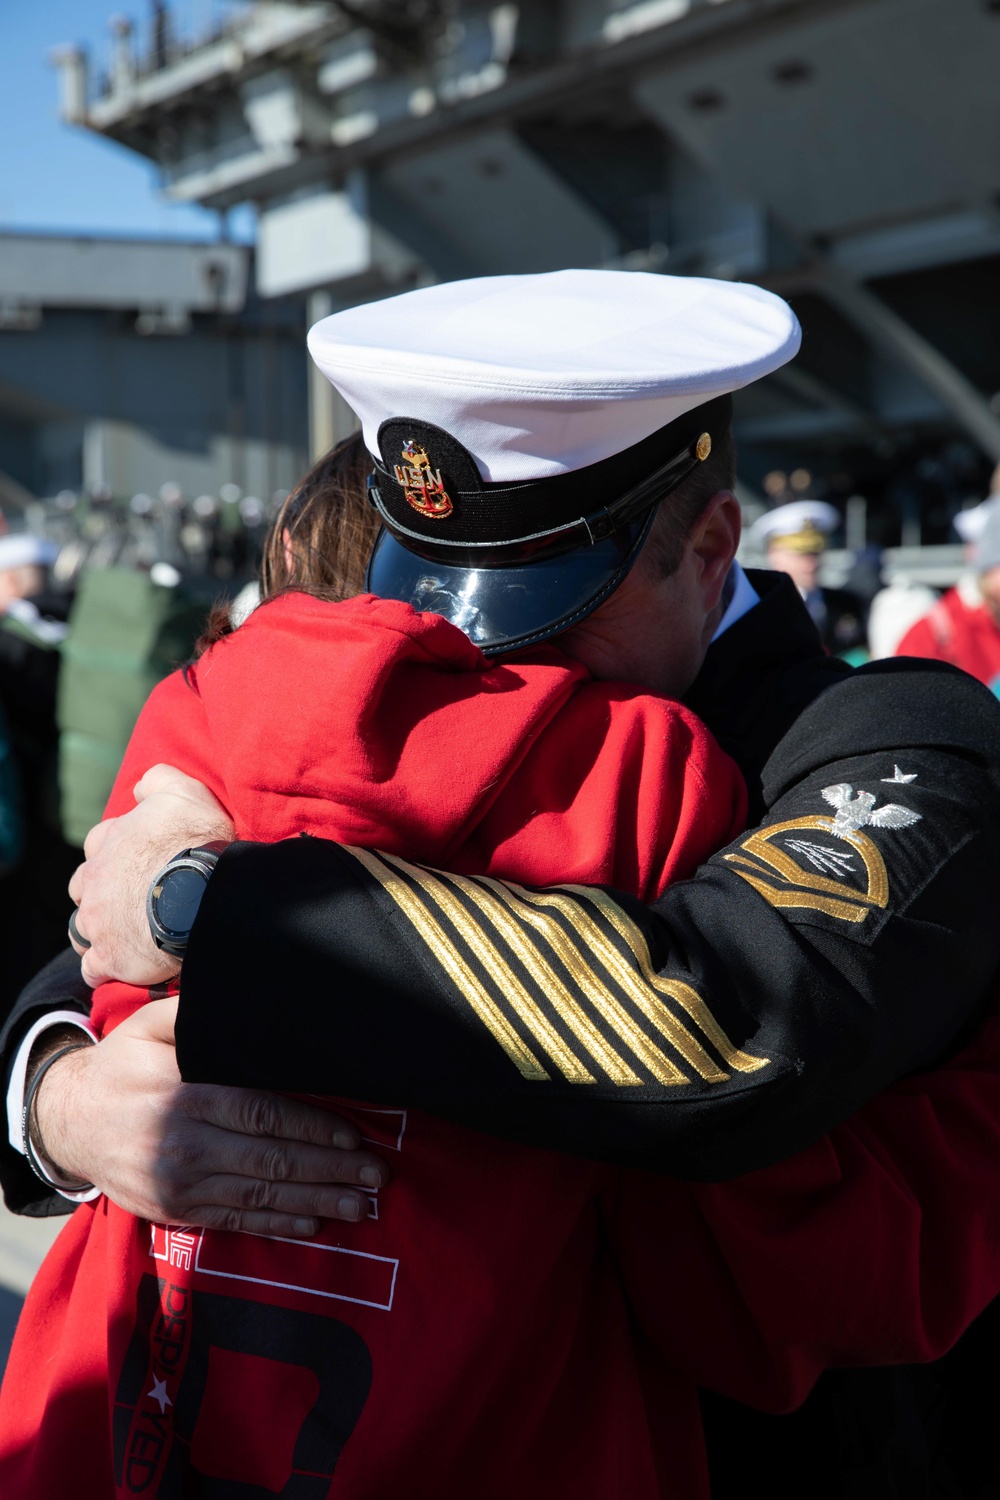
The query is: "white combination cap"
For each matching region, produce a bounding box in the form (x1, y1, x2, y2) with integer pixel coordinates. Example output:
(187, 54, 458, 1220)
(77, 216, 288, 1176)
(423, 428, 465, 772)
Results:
(0, 534, 58, 572)
(750, 500, 840, 554)
(308, 269, 801, 483)
(954, 495, 1000, 544)
(309, 269, 800, 657)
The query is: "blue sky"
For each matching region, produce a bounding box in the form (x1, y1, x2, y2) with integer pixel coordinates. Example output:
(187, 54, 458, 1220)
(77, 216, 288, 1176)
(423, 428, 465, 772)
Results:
(0, 2, 252, 241)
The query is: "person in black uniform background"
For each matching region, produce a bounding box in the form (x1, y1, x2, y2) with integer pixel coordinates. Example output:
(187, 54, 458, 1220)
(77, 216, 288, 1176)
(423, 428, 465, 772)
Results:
(750, 499, 868, 658)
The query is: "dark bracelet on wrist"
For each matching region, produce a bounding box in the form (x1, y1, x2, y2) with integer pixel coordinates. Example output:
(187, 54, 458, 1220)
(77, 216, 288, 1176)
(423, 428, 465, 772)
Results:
(21, 1041, 97, 1193)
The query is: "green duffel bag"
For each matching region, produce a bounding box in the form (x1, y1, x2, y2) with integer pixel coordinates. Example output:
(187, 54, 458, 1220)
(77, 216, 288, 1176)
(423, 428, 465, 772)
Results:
(57, 567, 207, 848)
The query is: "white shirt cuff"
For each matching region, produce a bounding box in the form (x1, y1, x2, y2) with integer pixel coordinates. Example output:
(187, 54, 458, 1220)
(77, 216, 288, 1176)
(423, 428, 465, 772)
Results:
(7, 1012, 101, 1202)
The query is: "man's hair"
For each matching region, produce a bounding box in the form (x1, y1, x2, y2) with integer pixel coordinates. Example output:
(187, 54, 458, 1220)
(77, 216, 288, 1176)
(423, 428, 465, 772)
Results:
(644, 425, 736, 578)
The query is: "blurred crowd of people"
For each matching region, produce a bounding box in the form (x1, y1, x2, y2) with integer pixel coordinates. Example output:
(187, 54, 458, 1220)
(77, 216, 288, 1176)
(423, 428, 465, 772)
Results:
(0, 484, 276, 1012)
(749, 461, 1000, 696)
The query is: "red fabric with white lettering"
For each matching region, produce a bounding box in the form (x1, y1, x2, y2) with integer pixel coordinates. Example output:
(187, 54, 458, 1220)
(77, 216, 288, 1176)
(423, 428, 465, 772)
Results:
(0, 593, 744, 1499)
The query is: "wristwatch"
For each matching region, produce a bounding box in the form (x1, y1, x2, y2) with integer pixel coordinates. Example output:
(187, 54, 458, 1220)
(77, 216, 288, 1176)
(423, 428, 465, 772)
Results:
(146, 842, 229, 959)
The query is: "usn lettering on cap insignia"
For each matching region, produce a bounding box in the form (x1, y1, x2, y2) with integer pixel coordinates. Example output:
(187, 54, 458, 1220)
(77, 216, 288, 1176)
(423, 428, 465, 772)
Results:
(394, 439, 453, 519)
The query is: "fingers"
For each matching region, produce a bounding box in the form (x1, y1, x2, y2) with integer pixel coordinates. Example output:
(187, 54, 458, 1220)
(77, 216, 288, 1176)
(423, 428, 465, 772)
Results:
(150, 1119, 386, 1231)
(79, 948, 114, 989)
(82, 815, 118, 862)
(162, 1114, 387, 1192)
(180, 1207, 325, 1237)
(135, 763, 210, 801)
(67, 909, 91, 952)
(186, 1172, 377, 1226)
(188, 1084, 367, 1153)
(119, 995, 179, 1046)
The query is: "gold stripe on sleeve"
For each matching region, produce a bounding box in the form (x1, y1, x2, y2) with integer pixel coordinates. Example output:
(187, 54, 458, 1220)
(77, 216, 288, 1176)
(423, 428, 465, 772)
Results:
(345, 847, 551, 1082)
(378, 852, 624, 1084)
(478, 878, 694, 1085)
(372, 851, 599, 1085)
(498, 882, 729, 1082)
(722, 862, 871, 924)
(436, 870, 656, 1086)
(521, 876, 773, 1080)
(561, 884, 771, 1075)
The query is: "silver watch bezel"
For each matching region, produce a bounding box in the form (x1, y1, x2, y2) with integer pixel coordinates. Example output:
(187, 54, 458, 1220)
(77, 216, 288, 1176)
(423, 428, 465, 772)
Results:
(146, 843, 224, 959)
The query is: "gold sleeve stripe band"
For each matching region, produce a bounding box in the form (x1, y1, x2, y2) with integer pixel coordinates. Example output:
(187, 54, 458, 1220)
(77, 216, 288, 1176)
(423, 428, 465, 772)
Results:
(375, 851, 601, 1084)
(346, 847, 551, 1081)
(501, 882, 729, 1083)
(343, 846, 768, 1088)
(474, 876, 686, 1086)
(722, 862, 871, 923)
(421, 867, 642, 1084)
(562, 885, 770, 1075)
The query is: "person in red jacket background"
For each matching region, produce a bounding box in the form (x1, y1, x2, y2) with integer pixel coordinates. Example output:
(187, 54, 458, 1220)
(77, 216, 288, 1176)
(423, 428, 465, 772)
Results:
(896, 501, 1000, 691)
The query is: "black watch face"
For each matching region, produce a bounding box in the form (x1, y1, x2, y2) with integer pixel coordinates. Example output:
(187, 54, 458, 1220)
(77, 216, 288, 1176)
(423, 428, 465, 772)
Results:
(156, 866, 207, 938)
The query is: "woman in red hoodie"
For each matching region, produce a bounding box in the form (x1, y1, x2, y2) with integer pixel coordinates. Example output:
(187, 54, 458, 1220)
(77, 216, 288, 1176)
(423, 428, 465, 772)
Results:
(0, 434, 752, 1499)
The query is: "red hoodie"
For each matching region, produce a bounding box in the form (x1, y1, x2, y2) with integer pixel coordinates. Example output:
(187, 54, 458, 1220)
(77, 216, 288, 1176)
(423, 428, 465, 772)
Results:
(0, 592, 747, 1500)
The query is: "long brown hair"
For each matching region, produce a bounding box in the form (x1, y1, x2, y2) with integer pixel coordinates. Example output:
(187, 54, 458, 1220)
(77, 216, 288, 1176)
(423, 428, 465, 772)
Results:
(196, 432, 378, 656)
(260, 430, 378, 601)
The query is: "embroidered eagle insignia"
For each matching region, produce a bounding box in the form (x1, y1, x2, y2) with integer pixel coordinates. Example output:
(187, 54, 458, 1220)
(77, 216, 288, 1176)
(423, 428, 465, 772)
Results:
(821, 783, 922, 837)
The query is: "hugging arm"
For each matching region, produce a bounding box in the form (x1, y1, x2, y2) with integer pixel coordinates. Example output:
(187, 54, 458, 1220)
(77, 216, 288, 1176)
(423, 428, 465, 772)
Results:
(177, 664, 1000, 1177)
(0, 948, 93, 1214)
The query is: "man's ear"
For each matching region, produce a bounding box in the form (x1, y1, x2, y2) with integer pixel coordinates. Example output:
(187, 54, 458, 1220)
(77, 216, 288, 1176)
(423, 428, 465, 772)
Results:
(690, 491, 741, 611)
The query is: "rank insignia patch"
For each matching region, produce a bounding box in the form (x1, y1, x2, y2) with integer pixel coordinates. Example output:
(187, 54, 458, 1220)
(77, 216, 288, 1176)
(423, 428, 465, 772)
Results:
(394, 439, 453, 519)
(724, 815, 889, 924)
(723, 783, 920, 925)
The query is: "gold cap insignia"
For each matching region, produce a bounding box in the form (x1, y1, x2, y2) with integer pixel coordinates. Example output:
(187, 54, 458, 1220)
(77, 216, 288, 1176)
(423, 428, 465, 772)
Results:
(770, 520, 826, 555)
(394, 440, 453, 519)
(695, 432, 712, 462)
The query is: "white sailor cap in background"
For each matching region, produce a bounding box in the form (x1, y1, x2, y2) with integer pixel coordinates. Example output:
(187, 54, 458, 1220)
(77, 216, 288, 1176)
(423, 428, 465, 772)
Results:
(749, 500, 840, 554)
(0, 534, 58, 573)
(973, 506, 1000, 573)
(308, 269, 800, 483)
(954, 495, 1000, 544)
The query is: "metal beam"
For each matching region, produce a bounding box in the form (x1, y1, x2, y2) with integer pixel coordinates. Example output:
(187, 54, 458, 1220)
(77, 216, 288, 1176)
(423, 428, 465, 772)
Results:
(768, 262, 1000, 461)
(132, 0, 874, 211)
(769, 361, 885, 441)
(816, 271, 1000, 461)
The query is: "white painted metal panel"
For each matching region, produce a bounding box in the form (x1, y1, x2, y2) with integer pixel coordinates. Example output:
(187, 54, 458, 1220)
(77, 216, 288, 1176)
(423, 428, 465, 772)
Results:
(638, 0, 1000, 238)
(257, 185, 373, 297)
(380, 128, 618, 276)
(0, 235, 247, 313)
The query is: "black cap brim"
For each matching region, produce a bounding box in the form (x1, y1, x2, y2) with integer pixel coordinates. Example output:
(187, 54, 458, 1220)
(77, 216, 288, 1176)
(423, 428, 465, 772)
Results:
(366, 509, 656, 657)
